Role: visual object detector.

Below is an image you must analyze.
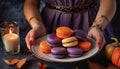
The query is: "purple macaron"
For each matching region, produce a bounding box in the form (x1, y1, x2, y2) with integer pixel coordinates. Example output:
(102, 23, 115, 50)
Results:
(51, 47, 67, 58)
(67, 47, 83, 58)
(47, 33, 62, 47)
(73, 30, 87, 41)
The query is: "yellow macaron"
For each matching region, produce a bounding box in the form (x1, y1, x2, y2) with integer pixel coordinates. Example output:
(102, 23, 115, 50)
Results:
(62, 37, 78, 47)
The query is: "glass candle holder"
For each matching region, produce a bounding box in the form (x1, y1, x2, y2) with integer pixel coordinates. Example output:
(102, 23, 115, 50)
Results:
(0, 21, 20, 55)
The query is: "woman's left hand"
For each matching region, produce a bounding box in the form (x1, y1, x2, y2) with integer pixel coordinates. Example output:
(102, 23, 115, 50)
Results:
(88, 27, 106, 51)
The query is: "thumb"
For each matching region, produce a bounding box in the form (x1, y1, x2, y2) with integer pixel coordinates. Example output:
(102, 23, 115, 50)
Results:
(29, 32, 35, 46)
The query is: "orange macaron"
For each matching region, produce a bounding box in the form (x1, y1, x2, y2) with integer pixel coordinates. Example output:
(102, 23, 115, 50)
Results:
(77, 40, 92, 52)
(39, 40, 52, 54)
(56, 26, 73, 38)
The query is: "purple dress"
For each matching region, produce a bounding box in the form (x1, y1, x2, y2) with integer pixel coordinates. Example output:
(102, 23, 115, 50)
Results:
(40, 0, 113, 68)
(41, 0, 114, 43)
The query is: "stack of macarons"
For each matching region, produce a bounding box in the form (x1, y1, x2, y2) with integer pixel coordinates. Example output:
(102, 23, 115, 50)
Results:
(39, 26, 92, 59)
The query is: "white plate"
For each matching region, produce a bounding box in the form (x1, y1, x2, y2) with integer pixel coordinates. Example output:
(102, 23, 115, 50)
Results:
(31, 35, 99, 62)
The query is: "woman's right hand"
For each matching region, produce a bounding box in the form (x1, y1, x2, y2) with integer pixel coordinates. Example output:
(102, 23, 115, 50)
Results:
(25, 24, 46, 49)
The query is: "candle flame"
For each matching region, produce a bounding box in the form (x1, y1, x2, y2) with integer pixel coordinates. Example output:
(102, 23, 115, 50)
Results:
(9, 28, 12, 34)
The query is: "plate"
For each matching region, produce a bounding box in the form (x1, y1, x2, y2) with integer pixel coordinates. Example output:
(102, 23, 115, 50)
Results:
(31, 35, 99, 62)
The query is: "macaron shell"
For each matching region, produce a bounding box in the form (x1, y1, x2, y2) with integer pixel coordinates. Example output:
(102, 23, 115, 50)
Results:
(62, 41, 78, 47)
(40, 48, 51, 54)
(56, 33, 72, 39)
(51, 54, 66, 59)
(47, 42, 61, 47)
(67, 47, 83, 55)
(77, 40, 91, 52)
(62, 37, 78, 43)
(47, 33, 62, 47)
(51, 47, 67, 59)
(68, 54, 82, 58)
(62, 37, 78, 47)
(56, 26, 73, 38)
(51, 47, 67, 55)
(39, 40, 52, 54)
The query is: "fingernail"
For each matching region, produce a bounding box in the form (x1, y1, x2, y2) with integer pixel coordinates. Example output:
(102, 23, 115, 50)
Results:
(29, 40, 33, 46)
(98, 42, 101, 48)
(29, 49, 32, 53)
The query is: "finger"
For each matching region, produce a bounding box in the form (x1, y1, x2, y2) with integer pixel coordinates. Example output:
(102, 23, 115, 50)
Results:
(88, 33, 101, 48)
(96, 35, 102, 48)
(25, 33, 31, 49)
(28, 31, 36, 46)
(90, 32, 102, 49)
(100, 34, 106, 49)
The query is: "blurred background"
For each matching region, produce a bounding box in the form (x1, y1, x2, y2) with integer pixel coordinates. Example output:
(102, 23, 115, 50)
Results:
(0, 0, 120, 43)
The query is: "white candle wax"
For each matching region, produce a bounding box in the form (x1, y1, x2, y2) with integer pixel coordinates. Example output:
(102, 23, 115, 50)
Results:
(3, 33, 20, 53)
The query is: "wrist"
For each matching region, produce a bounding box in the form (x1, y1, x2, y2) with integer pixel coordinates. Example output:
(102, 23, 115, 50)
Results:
(88, 23, 103, 32)
(28, 17, 43, 29)
(31, 23, 45, 31)
(100, 15, 109, 23)
(95, 15, 109, 23)
(29, 17, 40, 24)
(93, 15, 109, 30)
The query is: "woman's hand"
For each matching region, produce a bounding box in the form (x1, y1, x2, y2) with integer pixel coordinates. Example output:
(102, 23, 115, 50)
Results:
(25, 24, 46, 49)
(88, 27, 106, 51)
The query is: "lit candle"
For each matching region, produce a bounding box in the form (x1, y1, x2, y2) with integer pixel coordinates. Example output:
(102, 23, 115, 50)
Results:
(3, 28, 20, 54)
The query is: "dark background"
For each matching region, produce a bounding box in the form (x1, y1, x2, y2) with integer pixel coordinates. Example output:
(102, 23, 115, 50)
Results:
(0, 0, 120, 41)
(0, 0, 30, 44)
(0, 0, 119, 69)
